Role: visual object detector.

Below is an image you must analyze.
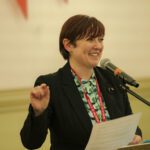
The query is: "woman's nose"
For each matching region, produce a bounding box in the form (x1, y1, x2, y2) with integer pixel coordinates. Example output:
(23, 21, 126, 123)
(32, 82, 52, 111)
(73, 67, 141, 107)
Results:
(94, 39, 103, 49)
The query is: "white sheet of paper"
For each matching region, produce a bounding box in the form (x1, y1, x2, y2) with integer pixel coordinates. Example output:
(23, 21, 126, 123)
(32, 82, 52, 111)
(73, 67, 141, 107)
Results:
(85, 113, 141, 150)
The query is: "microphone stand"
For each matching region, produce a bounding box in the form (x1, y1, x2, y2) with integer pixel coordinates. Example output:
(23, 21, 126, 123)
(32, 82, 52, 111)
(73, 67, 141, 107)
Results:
(121, 84, 150, 107)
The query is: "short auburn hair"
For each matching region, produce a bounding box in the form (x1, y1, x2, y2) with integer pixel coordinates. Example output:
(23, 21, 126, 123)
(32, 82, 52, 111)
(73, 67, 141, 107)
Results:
(59, 14, 105, 60)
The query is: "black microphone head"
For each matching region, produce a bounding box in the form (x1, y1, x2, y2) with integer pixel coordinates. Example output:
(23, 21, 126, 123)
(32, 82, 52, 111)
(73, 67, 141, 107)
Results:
(100, 58, 111, 68)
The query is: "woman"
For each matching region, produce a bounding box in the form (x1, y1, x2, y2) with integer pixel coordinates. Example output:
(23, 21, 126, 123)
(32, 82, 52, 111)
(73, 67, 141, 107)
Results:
(20, 14, 142, 150)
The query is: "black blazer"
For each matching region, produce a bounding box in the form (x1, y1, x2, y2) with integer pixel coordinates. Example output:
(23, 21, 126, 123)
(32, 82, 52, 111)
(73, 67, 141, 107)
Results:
(20, 62, 142, 150)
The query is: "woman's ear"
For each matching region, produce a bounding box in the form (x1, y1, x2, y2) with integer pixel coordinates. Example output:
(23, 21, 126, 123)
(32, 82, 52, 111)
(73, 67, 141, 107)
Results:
(63, 38, 73, 52)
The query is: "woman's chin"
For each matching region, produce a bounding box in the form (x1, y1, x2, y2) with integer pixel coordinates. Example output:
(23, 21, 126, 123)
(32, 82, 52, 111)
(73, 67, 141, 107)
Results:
(90, 62, 99, 68)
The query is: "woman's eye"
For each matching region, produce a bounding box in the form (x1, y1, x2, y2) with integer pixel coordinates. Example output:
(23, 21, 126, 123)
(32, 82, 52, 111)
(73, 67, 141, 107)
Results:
(87, 38, 95, 41)
(98, 37, 104, 42)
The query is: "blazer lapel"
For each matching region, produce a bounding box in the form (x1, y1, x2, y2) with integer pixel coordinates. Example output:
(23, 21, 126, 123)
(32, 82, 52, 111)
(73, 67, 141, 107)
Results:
(94, 68, 118, 119)
(60, 63, 92, 133)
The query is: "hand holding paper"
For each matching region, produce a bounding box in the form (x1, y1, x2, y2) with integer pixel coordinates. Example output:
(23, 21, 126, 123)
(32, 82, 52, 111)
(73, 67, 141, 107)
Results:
(86, 113, 142, 150)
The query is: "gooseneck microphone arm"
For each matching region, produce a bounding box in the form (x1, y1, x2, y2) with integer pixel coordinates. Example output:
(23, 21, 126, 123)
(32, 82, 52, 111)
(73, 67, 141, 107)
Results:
(121, 84, 150, 107)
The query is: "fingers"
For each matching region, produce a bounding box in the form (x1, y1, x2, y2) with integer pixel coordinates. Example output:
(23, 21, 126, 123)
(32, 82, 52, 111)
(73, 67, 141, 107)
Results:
(129, 135, 142, 145)
(30, 83, 50, 100)
(41, 83, 50, 96)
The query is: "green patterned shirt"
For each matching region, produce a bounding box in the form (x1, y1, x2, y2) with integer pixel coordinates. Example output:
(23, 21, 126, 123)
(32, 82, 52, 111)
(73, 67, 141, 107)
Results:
(72, 70, 110, 124)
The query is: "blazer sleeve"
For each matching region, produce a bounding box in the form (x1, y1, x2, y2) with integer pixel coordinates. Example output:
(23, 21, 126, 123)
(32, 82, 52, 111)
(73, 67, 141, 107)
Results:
(123, 90, 142, 137)
(20, 75, 53, 149)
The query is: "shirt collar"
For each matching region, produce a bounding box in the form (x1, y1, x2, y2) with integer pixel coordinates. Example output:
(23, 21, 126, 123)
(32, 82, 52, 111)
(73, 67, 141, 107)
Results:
(71, 69, 96, 86)
(82, 72, 96, 86)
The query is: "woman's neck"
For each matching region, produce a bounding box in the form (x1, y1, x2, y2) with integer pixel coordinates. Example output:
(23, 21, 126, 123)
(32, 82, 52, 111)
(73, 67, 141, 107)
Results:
(69, 61, 94, 80)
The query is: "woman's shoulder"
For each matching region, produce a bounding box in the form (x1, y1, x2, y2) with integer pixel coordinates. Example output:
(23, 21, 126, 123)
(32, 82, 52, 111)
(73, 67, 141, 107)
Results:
(34, 70, 60, 87)
(34, 62, 70, 86)
(95, 66, 113, 78)
(95, 66, 123, 85)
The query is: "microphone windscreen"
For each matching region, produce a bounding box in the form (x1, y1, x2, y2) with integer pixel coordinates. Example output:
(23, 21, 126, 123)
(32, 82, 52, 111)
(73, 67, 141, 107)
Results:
(100, 58, 110, 68)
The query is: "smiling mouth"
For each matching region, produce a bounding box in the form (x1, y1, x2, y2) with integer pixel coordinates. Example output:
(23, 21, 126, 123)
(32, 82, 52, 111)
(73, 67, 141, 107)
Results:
(89, 52, 100, 57)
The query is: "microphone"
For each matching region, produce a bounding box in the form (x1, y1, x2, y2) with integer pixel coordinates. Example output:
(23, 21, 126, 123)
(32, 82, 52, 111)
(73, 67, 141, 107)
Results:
(100, 58, 139, 87)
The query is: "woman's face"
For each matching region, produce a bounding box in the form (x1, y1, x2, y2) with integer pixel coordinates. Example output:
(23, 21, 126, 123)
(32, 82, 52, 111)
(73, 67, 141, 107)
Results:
(69, 36, 104, 69)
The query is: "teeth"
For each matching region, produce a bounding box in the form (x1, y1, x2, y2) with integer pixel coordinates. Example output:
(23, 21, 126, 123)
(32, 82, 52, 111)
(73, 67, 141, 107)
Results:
(89, 53, 99, 56)
(90, 53, 99, 55)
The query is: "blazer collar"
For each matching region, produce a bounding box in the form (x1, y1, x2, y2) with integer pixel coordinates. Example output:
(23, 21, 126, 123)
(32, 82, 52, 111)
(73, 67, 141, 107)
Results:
(60, 62, 92, 134)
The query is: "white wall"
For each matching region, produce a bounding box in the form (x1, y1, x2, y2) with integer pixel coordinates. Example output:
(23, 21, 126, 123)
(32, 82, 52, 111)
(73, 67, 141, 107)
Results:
(0, 0, 150, 90)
